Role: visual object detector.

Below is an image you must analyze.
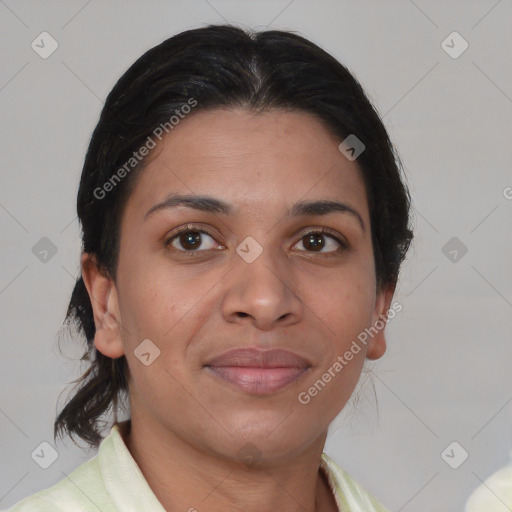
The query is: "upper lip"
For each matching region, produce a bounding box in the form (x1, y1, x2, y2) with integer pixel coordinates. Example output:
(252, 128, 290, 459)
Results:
(204, 348, 311, 369)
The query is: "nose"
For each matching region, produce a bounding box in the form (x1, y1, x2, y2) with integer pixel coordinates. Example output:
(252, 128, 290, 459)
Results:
(221, 246, 303, 331)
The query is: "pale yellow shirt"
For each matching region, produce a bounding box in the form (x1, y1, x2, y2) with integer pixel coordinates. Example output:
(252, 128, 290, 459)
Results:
(465, 462, 512, 512)
(5, 424, 390, 512)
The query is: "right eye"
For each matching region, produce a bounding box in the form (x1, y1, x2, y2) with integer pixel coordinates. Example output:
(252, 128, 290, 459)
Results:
(164, 225, 224, 254)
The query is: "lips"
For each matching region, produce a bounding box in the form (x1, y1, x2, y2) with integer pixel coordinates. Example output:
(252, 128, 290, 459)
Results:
(204, 348, 311, 395)
(206, 348, 310, 369)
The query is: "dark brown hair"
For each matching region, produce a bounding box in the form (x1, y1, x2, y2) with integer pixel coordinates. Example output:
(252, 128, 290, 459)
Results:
(54, 24, 414, 448)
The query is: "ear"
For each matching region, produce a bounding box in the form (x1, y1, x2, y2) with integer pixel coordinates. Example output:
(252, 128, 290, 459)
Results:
(81, 252, 125, 359)
(366, 281, 396, 361)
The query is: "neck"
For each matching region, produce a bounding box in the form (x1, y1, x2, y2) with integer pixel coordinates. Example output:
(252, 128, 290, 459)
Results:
(118, 417, 338, 512)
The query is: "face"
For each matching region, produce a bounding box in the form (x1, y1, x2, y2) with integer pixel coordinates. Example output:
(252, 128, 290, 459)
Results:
(83, 108, 394, 465)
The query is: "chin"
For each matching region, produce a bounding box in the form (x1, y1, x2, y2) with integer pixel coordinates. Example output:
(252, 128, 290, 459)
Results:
(210, 413, 321, 463)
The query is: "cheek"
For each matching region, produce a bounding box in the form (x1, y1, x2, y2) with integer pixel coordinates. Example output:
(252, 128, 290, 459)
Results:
(312, 269, 376, 411)
(312, 266, 376, 343)
(116, 257, 219, 354)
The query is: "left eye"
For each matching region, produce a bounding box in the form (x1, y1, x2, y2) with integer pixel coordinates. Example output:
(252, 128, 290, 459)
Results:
(166, 228, 221, 252)
(293, 230, 346, 254)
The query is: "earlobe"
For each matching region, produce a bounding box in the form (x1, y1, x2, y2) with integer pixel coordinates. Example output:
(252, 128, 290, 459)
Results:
(366, 282, 396, 361)
(365, 315, 387, 360)
(80, 253, 125, 359)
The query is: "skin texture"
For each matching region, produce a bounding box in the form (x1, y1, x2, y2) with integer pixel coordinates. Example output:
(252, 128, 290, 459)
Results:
(82, 108, 395, 512)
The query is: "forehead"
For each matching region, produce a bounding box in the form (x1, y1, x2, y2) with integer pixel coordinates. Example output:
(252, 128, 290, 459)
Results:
(124, 108, 368, 221)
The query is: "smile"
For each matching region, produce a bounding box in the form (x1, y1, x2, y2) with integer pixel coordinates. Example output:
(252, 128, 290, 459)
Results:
(204, 348, 311, 395)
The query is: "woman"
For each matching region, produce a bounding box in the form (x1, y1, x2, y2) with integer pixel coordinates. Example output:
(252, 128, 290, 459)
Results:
(7, 24, 413, 511)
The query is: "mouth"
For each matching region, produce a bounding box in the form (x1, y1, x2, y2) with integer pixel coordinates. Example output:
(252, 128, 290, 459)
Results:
(204, 348, 311, 395)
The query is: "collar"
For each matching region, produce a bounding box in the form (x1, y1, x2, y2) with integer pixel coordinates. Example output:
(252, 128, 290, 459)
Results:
(98, 422, 167, 511)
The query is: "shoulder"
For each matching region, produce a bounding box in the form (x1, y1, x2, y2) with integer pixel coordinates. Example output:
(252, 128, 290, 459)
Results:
(321, 452, 391, 512)
(3, 422, 154, 512)
(2, 494, 57, 512)
(465, 463, 512, 511)
(3, 453, 110, 512)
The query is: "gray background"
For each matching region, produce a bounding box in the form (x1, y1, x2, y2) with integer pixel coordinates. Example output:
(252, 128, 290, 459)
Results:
(1, 1, 511, 511)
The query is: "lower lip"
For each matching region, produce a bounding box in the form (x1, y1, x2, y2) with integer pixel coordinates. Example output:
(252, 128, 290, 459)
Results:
(206, 366, 310, 395)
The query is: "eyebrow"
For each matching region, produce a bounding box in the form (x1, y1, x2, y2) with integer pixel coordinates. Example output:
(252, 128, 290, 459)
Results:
(144, 193, 365, 231)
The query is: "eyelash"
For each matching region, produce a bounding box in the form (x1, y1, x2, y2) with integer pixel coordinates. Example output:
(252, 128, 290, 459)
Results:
(164, 224, 348, 258)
